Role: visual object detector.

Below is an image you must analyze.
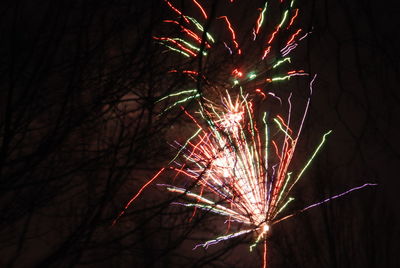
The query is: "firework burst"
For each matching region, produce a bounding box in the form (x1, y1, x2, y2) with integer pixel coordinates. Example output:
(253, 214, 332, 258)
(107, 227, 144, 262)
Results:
(115, 1, 377, 267)
(156, 80, 330, 266)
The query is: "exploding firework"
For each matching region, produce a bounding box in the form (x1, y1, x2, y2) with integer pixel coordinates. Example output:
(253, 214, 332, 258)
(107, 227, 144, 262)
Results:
(115, 1, 377, 267)
(155, 81, 331, 267)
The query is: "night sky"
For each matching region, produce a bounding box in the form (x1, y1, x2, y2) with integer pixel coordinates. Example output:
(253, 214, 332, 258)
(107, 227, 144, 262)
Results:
(0, 0, 399, 267)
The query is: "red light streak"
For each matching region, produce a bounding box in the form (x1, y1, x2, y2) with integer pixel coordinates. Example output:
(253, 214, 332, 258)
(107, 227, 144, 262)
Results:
(255, 88, 266, 99)
(192, 0, 208, 20)
(113, 167, 166, 225)
(263, 240, 267, 268)
(287, 9, 299, 28)
(262, 46, 271, 60)
(163, 0, 190, 23)
(232, 68, 243, 78)
(163, 20, 211, 48)
(153, 37, 197, 56)
(219, 16, 241, 54)
(267, 27, 279, 45)
(276, 115, 293, 134)
(286, 29, 302, 46)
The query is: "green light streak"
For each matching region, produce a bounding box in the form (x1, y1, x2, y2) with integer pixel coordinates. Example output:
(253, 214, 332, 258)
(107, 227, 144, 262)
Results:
(276, 197, 294, 215)
(275, 172, 292, 208)
(185, 16, 215, 43)
(166, 187, 240, 216)
(248, 72, 257, 80)
(156, 89, 198, 103)
(160, 43, 190, 57)
(169, 128, 202, 164)
(272, 57, 291, 69)
(271, 75, 291, 82)
(279, 10, 289, 28)
(291, 130, 333, 187)
(273, 118, 293, 141)
(163, 94, 201, 112)
(250, 233, 263, 252)
(171, 38, 207, 56)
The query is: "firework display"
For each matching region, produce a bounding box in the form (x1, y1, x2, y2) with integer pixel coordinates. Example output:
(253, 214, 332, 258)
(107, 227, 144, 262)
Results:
(116, 1, 377, 267)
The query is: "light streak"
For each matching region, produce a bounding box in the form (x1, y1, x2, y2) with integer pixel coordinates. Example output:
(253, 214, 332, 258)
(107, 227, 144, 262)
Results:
(281, 43, 298, 57)
(288, 130, 332, 191)
(286, 29, 302, 46)
(162, 20, 212, 48)
(232, 68, 243, 78)
(193, 229, 254, 250)
(224, 42, 233, 54)
(153, 37, 198, 57)
(113, 168, 166, 225)
(219, 16, 241, 54)
(262, 46, 271, 60)
(185, 16, 215, 43)
(248, 72, 257, 80)
(163, 0, 190, 23)
(273, 57, 291, 69)
(274, 183, 378, 224)
(156, 89, 198, 103)
(159, 43, 190, 57)
(278, 10, 289, 28)
(300, 183, 378, 211)
(287, 9, 299, 28)
(192, 0, 208, 19)
(263, 240, 267, 268)
(162, 93, 201, 112)
(267, 28, 279, 45)
(255, 2, 268, 35)
(255, 88, 266, 99)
